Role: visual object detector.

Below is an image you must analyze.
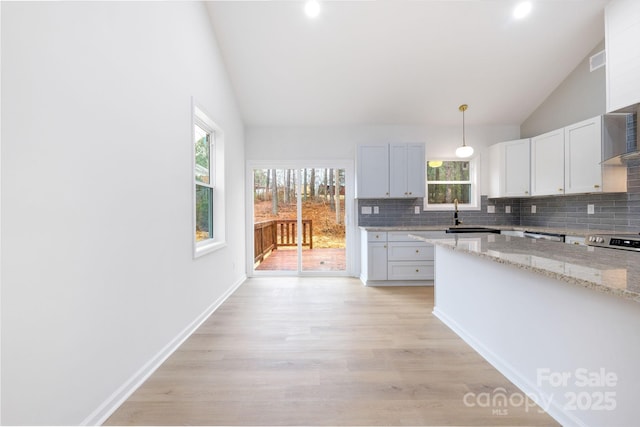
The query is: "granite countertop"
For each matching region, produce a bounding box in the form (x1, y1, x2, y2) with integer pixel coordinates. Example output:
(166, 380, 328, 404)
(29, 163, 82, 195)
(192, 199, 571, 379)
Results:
(361, 225, 613, 238)
(409, 232, 640, 303)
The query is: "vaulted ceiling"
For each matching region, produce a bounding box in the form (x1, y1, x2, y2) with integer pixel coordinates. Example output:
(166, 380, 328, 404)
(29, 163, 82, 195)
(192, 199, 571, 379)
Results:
(206, 0, 608, 127)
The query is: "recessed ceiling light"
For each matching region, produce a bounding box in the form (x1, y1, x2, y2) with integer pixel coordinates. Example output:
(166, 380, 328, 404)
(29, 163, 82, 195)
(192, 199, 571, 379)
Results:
(513, 1, 532, 20)
(304, 0, 321, 19)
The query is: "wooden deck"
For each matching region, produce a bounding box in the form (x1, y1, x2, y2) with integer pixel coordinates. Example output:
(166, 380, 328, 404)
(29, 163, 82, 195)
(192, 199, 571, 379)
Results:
(255, 247, 346, 271)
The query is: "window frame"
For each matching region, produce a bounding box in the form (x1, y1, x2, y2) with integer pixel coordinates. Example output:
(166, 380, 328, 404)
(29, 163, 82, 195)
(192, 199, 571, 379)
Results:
(192, 100, 226, 258)
(423, 157, 480, 211)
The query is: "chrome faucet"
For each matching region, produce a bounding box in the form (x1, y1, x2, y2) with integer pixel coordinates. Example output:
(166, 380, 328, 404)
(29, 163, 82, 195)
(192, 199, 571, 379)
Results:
(454, 198, 462, 226)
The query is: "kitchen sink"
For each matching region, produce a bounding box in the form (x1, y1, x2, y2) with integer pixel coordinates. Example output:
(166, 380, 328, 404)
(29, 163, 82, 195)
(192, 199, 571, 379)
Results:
(445, 227, 501, 234)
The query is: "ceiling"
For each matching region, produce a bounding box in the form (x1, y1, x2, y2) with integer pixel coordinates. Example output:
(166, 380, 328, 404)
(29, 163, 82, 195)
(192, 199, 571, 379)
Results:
(206, 0, 608, 127)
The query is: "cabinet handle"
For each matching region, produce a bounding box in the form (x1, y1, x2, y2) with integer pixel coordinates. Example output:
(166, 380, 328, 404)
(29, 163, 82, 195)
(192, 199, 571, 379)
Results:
(409, 192, 412, 195)
(384, 245, 387, 248)
(558, 188, 563, 192)
(594, 184, 600, 189)
(416, 269, 419, 272)
(415, 249, 419, 253)
(524, 191, 529, 194)
(386, 192, 389, 196)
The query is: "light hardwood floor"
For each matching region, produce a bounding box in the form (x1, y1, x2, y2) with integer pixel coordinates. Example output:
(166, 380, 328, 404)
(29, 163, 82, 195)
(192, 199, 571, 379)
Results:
(105, 277, 558, 426)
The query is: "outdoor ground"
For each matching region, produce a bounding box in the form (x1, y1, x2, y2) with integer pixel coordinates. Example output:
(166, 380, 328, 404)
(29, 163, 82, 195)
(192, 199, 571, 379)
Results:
(254, 198, 346, 248)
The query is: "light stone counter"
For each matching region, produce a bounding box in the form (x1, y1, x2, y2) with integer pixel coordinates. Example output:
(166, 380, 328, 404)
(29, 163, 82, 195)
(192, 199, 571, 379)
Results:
(410, 232, 640, 303)
(361, 225, 613, 237)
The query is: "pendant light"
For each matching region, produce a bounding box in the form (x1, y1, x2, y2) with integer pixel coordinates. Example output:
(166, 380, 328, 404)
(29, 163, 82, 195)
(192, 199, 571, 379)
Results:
(455, 104, 474, 158)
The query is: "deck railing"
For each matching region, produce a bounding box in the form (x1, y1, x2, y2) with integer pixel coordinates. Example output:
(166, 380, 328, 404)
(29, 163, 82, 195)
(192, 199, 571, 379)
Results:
(254, 219, 313, 263)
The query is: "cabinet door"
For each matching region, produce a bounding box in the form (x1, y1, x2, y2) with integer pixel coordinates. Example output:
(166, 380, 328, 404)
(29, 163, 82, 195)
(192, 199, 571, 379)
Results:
(564, 117, 603, 194)
(368, 242, 388, 281)
(488, 143, 504, 198)
(606, 0, 640, 112)
(357, 145, 389, 198)
(405, 144, 426, 198)
(389, 144, 408, 197)
(503, 139, 531, 197)
(531, 129, 565, 196)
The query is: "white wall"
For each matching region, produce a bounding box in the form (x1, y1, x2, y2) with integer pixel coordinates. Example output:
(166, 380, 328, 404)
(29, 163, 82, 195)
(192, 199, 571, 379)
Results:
(521, 40, 606, 138)
(246, 124, 521, 195)
(1, 2, 245, 425)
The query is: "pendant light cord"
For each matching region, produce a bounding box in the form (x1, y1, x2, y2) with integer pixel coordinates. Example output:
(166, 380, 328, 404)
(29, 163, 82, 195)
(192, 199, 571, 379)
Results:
(459, 104, 468, 147)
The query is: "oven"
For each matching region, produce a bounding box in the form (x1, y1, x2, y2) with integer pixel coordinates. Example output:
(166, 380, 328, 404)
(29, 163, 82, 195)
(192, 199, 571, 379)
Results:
(586, 233, 640, 252)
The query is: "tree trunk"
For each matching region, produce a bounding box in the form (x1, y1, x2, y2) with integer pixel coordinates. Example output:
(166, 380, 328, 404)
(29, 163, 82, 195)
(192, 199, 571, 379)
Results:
(335, 169, 341, 223)
(271, 169, 278, 215)
(265, 169, 270, 201)
(284, 169, 290, 204)
(323, 169, 328, 197)
(329, 168, 335, 209)
(303, 169, 307, 201)
(310, 169, 316, 198)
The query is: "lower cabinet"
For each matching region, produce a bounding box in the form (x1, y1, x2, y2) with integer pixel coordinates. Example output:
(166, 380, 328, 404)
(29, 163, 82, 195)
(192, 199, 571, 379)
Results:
(360, 230, 440, 286)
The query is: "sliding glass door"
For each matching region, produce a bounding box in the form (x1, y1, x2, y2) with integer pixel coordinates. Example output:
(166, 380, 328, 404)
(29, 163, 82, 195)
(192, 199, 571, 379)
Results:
(250, 165, 350, 275)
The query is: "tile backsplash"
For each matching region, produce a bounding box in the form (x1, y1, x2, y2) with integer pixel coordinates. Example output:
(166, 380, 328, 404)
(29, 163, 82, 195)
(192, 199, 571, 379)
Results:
(357, 159, 640, 233)
(357, 196, 521, 227)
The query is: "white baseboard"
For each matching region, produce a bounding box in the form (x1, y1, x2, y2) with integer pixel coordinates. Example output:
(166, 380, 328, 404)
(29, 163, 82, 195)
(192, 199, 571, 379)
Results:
(363, 279, 434, 287)
(432, 307, 586, 427)
(82, 274, 247, 426)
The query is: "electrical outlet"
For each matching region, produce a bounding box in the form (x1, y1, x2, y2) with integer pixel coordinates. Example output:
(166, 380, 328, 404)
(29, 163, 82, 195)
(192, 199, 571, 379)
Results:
(505, 205, 511, 214)
(531, 205, 536, 214)
(361, 206, 372, 215)
(414, 206, 420, 214)
(373, 206, 379, 214)
(588, 204, 595, 215)
(487, 205, 495, 214)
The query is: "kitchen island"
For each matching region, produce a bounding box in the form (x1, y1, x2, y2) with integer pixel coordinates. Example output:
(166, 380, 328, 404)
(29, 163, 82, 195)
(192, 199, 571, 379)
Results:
(410, 233, 640, 427)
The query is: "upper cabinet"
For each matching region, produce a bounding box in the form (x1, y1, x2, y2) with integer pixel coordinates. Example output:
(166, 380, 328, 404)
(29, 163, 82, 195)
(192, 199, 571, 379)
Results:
(564, 117, 604, 194)
(606, 0, 640, 112)
(356, 144, 390, 198)
(528, 116, 627, 197)
(356, 143, 425, 198)
(564, 116, 627, 194)
(389, 144, 426, 198)
(531, 128, 565, 196)
(489, 138, 530, 198)
(491, 116, 628, 199)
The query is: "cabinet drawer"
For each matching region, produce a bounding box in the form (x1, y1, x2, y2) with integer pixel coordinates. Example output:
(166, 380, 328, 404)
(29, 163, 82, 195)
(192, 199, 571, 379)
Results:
(387, 242, 434, 261)
(367, 232, 387, 242)
(388, 231, 418, 241)
(388, 261, 434, 280)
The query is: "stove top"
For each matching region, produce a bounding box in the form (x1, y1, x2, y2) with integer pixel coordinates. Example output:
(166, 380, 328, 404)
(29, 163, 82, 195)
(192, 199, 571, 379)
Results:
(586, 233, 640, 251)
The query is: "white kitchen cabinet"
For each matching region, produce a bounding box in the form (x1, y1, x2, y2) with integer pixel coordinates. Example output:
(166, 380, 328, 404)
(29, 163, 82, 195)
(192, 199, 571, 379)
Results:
(531, 128, 565, 196)
(531, 117, 627, 197)
(360, 229, 436, 285)
(606, 0, 640, 112)
(488, 138, 530, 198)
(564, 117, 603, 194)
(356, 144, 390, 198)
(357, 143, 425, 198)
(360, 231, 387, 282)
(565, 116, 627, 194)
(389, 143, 426, 198)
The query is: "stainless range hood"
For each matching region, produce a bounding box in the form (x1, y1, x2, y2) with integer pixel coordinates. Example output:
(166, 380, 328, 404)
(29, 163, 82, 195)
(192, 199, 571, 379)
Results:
(602, 108, 639, 165)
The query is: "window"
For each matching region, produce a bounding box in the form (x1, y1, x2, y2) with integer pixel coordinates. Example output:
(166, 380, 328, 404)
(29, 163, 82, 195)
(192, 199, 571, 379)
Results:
(193, 102, 225, 257)
(424, 159, 479, 210)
